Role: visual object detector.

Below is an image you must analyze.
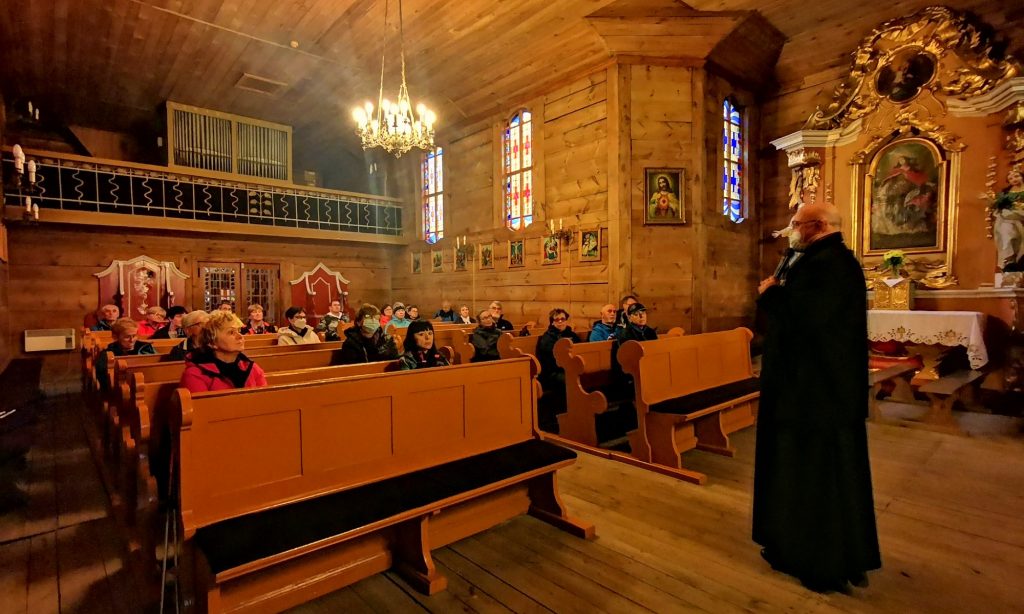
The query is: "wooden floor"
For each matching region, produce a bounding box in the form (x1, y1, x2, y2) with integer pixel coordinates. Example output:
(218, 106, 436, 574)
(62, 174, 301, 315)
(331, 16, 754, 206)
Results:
(2, 395, 1023, 613)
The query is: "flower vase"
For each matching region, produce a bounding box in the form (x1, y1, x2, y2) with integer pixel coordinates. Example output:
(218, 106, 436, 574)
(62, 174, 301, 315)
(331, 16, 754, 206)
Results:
(873, 277, 914, 310)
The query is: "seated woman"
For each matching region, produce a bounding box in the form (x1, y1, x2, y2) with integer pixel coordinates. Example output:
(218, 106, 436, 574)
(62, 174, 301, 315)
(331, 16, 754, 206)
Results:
(398, 320, 451, 370)
(434, 300, 456, 323)
(470, 310, 502, 362)
(95, 318, 157, 392)
(456, 304, 476, 324)
(277, 305, 320, 345)
(150, 306, 188, 339)
(536, 308, 581, 392)
(180, 311, 267, 392)
(340, 304, 400, 364)
(136, 306, 167, 338)
(407, 305, 421, 321)
(379, 304, 393, 328)
(241, 303, 277, 335)
(168, 310, 209, 361)
(385, 303, 412, 334)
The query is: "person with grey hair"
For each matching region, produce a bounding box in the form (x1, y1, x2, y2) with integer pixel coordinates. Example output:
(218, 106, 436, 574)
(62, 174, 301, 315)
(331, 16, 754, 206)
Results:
(488, 300, 514, 331)
(754, 202, 879, 592)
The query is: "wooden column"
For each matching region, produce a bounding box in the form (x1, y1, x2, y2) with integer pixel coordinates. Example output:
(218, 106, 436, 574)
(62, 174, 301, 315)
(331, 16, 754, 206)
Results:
(606, 61, 632, 302)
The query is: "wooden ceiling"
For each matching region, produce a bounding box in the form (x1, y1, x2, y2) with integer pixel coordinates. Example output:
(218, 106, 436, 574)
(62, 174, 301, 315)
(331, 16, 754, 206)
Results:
(1, 0, 1021, 163)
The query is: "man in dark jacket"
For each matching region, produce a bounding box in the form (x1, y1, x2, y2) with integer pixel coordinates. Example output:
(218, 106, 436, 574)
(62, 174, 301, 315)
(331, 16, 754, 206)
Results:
(95, 318, 157, 391)
(488, 301, 515, 332)
(470, 310, 502, 362)
(754, 203, 880, 592)
(339, 304, 399, 364)
(150, 306, 188, 339)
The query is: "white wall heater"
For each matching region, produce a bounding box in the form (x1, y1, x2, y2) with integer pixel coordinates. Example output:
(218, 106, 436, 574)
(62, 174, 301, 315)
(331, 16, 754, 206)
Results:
(24, 328, 77, 352)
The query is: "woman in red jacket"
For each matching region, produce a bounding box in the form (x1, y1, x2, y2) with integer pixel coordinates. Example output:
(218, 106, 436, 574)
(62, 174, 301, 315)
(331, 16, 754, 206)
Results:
(179, 311, 268, 392)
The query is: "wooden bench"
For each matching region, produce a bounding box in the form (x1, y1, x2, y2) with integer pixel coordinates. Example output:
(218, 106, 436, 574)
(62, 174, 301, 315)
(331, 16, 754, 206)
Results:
(617, 328, 759, 484)
(552, 327, 684, 447)
(868, 363, 918, 421)
(171, 358, 594, 612)
(918, 370, 985, 433)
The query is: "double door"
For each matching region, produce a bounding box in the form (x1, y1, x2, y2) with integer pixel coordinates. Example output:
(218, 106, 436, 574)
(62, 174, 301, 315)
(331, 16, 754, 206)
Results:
(197, 261, 280, 324)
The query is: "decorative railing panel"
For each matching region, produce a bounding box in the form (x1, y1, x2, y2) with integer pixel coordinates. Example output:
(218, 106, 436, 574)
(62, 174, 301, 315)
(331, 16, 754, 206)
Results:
(3, 154, 402, 237)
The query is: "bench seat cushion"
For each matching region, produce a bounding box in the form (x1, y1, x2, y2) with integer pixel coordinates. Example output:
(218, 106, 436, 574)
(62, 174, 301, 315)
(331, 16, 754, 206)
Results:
(194, 439, 577, 575)
(649, 377, 760, 416)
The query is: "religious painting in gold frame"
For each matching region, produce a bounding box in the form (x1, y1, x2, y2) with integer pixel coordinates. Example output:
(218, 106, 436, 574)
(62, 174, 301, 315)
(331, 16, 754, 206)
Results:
(411, 252, 421, 274)
(851, 129, 961, 288)
(431, 249, 443, 273)
(863, 138, 945, 255)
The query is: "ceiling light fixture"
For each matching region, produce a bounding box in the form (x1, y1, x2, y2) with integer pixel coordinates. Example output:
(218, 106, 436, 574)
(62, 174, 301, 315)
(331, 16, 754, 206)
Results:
(352, 0, 436, 158)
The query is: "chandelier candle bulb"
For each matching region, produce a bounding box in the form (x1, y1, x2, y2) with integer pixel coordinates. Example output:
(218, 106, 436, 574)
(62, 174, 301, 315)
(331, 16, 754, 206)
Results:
(32, 203, 39, 220)
(28, 160, 36, 184)
(24, 196, 31, 213)
(12, 144, 25, 173)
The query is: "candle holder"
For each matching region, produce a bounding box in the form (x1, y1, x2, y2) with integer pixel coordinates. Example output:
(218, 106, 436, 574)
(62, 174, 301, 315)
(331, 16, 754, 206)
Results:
(551, 227, 575, 245)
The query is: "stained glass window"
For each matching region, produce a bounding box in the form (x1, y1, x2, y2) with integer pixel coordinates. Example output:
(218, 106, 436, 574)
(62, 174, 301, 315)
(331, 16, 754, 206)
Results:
(503, 110, 534, 230)
(422, 146, 444, 243)
(722, 100, 744, 223)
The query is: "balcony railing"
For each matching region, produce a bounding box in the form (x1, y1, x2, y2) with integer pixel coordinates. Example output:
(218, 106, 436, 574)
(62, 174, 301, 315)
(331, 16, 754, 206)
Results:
(3, 149, 403, 239)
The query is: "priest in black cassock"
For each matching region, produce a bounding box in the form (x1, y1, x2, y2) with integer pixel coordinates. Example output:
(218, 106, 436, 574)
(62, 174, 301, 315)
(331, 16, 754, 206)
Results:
(753, 203, 881, 592)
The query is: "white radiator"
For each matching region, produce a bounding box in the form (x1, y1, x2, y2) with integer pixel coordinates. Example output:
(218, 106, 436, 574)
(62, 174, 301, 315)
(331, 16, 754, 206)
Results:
(24, 328, 77, 352)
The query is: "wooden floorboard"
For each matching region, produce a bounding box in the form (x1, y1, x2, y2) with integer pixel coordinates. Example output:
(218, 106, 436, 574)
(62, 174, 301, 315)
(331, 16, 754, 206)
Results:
(2, 393, 1024, 613)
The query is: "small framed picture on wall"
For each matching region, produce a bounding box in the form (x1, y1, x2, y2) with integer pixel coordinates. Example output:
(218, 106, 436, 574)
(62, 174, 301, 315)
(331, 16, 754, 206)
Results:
(411, 252, 421, 274)
(578, 228, 601, 262)
(454, 246, 467, 272)
(431, 249, 444, 273)
(479, 242, 495, 270)
(541, 235, 561, 265)
(644, 168, 686, 225)
(508, 239, 525, 268)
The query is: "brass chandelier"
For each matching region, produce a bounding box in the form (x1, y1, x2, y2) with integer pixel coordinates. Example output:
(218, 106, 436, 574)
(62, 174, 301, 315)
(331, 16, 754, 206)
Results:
(352, 0, 436, 158)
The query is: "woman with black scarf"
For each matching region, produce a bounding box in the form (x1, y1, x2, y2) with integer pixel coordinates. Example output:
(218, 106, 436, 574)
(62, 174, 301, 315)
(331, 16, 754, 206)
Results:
(398, 320, 451, 370)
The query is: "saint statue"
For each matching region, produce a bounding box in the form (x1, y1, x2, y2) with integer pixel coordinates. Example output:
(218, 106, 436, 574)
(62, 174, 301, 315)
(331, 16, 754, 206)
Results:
(991, 168, 1024, 272)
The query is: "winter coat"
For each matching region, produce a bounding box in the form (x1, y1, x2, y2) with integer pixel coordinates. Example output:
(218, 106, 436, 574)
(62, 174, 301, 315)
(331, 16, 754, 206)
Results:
(179, 349, 268, 393)
(278, 326, 321, 345)
(339, 326, 400, 364)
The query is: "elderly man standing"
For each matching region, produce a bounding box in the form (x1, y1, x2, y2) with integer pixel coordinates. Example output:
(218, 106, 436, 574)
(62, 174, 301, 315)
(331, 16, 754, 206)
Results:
(754, 203, 880, 592)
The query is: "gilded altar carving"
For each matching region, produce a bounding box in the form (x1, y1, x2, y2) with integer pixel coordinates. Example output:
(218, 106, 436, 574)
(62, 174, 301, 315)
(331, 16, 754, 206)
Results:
(786, 149, 822, 209)
(806, 6, 1020, 131)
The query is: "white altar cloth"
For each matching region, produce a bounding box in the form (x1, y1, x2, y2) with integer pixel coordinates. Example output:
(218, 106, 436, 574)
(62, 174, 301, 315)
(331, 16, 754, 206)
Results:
(867, 310, 988, 369)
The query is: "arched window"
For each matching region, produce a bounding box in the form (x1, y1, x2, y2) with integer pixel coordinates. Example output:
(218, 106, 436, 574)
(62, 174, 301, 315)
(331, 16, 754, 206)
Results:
(422, 145, 444, 243)
(503, 110, 534, 230)
(722, 100, 744, 223)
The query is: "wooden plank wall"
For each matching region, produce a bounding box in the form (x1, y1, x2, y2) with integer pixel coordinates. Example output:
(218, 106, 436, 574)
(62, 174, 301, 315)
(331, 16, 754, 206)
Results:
(391, 71, 612, 326)
(628, 65, 699, 333)
(3, 225, 395, 358)
(0, 91, 9, 372)
(700, 73, 759, 333)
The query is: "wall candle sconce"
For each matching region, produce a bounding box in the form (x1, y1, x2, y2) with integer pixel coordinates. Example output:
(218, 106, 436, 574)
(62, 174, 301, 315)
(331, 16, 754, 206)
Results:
(549, 217, 575, 244)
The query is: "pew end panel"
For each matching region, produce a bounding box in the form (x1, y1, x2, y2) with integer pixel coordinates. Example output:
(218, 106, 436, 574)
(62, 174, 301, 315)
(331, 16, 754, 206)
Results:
(618, 328, 759, 483)
(170, 358, 592, 612)
(554, 338, 618, 447)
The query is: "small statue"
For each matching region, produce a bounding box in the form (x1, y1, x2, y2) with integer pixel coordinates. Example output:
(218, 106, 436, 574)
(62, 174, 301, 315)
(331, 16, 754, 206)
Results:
(990, 168, 1024, 272)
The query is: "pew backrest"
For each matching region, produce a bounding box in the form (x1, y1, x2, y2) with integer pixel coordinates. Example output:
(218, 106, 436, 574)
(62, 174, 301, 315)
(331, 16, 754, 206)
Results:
(174, 357, 539, 536)
(617, 328, 754, 407)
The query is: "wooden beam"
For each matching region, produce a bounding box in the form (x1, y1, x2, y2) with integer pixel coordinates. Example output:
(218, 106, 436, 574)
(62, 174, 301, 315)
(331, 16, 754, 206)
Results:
(606, 61, 632, 303)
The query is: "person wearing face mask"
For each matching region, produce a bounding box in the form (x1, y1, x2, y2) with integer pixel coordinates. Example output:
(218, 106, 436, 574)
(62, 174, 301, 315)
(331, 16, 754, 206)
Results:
(470, 310, 503, 362)
(754, 203, 879, 593)
(277, 305, 320, 345)
(179, 311, 267, 393)
(398, 320, 451, 370)
(590, 304, 618, 342)
(340, 304, 400, 364)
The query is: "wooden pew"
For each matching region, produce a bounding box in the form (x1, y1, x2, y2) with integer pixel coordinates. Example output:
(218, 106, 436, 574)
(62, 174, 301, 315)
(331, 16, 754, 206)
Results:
(918, 370, 985, 433)
(553, 327, 684, 447)
(618, 328, 759, 484)
(868, 363, 918, 421)
(171, 358, 594, 612)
